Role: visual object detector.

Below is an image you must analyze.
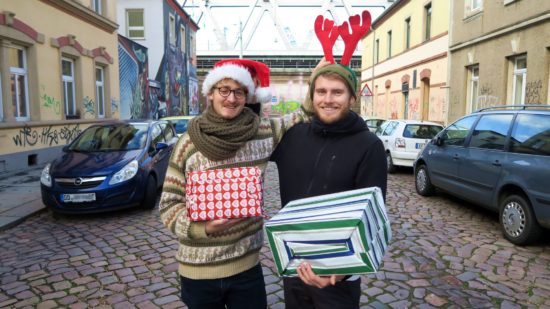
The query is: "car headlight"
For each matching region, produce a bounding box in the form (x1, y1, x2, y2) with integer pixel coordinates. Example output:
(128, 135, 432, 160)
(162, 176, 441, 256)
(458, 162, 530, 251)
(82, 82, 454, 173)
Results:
(40, 163, 52, 187)
(109, 160, 139, 185)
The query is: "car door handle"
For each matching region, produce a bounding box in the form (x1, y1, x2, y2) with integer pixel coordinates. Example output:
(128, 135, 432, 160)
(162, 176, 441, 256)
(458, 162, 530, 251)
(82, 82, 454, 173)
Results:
(452, 154, 459, 161)
(492, 160, 501, 166)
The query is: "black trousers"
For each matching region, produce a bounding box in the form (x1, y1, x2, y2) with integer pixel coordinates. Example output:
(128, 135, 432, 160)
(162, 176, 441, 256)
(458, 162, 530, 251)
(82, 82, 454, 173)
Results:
(283, 277, 361, 309)
(180, 263, 267, 309)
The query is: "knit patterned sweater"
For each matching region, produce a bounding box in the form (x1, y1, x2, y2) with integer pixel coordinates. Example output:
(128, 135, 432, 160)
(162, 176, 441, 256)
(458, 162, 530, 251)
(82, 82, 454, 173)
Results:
(159, 109, 309, 280)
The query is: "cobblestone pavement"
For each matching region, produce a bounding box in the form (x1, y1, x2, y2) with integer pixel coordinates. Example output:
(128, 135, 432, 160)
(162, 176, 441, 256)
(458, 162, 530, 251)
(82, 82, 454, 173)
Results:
(1, 163, 549, 309)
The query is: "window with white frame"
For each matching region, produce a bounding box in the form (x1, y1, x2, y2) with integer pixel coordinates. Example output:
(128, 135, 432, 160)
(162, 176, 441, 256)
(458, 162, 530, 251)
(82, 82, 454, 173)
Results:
(180, 25, 186, 52)
(468, 65, 479, 112)
(469, 0, 482, 11)
(95, 66, 105, 118)
(92, 0, 102, 15)
(8, 46, 29, 121)
(127, 9, 145, 39)
(169, 14, 176, 46)
(512, 55, 527, 105)
(62, 58, 77, 117)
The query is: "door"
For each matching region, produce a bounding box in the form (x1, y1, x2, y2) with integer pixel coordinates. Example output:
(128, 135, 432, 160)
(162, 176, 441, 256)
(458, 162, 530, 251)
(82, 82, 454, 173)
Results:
(458, 114, 514, 206)
(427, 115, 477, 191)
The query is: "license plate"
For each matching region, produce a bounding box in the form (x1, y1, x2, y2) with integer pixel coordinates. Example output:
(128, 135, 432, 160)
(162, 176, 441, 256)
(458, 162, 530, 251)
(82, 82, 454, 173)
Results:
(415, 143, 425, 149)
(61, 193, 96, 203)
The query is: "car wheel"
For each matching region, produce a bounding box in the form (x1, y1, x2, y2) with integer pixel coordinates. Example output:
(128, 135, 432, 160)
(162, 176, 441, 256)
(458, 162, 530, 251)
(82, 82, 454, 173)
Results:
(415, 164, 435, 196)
(141, 176, 158, 209)
(386, 153, 396, 173)
(499, 194, 542, 245)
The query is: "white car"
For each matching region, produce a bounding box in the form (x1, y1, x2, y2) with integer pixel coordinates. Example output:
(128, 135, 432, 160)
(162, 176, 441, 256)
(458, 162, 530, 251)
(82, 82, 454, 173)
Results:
(375, 119, 444, 173)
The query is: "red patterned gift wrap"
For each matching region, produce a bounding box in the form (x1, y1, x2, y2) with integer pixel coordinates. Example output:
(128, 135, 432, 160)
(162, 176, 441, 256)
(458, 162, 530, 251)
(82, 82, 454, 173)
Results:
(186, 166, 263, 221)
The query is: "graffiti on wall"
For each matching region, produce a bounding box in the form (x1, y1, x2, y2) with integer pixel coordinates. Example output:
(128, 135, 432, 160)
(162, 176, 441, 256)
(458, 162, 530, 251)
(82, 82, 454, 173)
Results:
(111, 98, 119, 114)
(476, 84, 498, 110)
(12, 124, 82, 147)
(526, 80, 542, 104)
(409, 97, 420, 119)
(271, 100, 301, 114)
(40, 85, 61, 115)
(83, 96, 95, 116)
(118, 35, 149, 120)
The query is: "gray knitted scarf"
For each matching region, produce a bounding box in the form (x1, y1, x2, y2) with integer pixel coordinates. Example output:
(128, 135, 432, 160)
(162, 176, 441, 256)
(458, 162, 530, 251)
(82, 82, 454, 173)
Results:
(187, 105, 260, 161)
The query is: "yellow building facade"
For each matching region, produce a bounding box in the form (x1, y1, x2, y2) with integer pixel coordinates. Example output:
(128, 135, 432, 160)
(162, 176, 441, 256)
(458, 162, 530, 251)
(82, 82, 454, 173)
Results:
(0, 0, 119, 173)
(360, 0, 449, 124)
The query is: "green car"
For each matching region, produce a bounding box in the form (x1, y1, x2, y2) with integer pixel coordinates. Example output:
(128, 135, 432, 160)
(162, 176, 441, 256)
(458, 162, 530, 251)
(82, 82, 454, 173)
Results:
(161, 115, 195, 137)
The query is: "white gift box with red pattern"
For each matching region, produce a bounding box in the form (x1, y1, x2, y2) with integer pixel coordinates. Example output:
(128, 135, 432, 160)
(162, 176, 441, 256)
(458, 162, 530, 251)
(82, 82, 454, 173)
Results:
(186, 166, 263, 221)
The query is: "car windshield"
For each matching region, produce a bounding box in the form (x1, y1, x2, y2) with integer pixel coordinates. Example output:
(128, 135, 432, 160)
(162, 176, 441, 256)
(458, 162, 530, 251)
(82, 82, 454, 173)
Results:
(68, 123, 149, 152)
(403, 124, 443, 139)
(173, 119, 190, 134)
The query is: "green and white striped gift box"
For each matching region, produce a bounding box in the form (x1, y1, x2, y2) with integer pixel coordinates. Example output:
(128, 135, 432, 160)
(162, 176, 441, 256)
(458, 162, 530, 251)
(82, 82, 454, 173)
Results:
(265, 187, 391, 277)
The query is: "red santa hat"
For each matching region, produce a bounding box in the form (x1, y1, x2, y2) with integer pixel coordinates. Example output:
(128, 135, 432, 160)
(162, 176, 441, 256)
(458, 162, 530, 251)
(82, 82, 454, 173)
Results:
(202, 59, 272, 103)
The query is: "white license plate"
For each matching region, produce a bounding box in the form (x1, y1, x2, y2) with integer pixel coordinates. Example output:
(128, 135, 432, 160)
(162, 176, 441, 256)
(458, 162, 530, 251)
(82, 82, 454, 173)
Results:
(415, 143, 425, 149)
(61, 193, 96, 203)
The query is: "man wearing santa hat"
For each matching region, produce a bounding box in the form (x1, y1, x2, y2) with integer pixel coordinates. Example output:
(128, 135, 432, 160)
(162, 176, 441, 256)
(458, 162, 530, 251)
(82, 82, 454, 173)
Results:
(159, 58, 313, 308)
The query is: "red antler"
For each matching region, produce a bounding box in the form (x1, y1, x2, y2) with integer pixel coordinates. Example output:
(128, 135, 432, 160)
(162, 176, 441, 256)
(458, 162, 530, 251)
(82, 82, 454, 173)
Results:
(314, 15, 339, 64)
(339, 10, 371, 66)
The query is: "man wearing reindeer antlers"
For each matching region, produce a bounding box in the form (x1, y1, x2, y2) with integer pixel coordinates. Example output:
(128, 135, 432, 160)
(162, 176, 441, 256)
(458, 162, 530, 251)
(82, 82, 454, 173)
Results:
(271, 11, 387, 309)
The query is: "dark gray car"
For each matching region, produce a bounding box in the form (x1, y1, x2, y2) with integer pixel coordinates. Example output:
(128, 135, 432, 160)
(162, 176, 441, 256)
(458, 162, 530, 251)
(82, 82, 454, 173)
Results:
(414, 105, 550, 245)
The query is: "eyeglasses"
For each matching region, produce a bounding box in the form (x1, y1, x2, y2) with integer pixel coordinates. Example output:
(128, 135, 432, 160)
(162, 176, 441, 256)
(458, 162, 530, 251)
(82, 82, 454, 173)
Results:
(216, 87, 246, 99)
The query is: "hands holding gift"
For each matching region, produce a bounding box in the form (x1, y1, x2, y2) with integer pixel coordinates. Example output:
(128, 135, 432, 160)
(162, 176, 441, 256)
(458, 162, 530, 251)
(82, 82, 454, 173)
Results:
(297, 262, 346, 289)
(205, 218, 244, 235)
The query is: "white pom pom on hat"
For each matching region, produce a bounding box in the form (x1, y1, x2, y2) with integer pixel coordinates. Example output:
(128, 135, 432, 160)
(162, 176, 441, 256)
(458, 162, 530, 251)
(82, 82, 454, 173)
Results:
(202, 59, 272, 104)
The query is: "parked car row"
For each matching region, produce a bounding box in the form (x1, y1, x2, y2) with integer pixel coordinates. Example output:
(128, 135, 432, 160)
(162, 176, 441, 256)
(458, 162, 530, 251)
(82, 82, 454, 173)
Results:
(413, 105, 550, 245)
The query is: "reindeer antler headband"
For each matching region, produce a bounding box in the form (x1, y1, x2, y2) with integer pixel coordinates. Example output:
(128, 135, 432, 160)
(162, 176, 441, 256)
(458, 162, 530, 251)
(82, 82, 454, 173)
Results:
(315, 10, 371, 66)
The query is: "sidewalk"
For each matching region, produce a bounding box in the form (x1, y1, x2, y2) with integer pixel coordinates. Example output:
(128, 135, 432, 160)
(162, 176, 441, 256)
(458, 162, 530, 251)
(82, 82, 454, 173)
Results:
(0, 165, 46, 231)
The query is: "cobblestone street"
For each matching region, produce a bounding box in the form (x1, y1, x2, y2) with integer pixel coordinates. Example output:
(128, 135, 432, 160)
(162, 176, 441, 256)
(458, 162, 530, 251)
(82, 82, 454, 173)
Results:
(1, 163, 549, 308)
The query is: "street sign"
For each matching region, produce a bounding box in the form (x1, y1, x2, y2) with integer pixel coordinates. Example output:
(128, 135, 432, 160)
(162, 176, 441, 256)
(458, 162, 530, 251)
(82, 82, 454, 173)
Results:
(360, 83, 372, 97)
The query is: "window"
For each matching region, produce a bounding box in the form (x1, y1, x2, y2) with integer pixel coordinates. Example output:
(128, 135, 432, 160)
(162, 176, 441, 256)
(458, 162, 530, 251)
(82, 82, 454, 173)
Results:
(381, 121, 399, 136)
(92, 0, 102, 14)
(468, 65, 479, 112)
(510, 114, 550, 156)
(8, 46, 29, 121)
(469, 114, 514, 150)
(180, 25, 186, 52)
(387, 30, 392, 58)
(127, 9, 145, 39)
(404, 18, 411, 49)
(375, 39, 380, 64)
(442, 115, 477, 146)
(95, 66, 105, 118)
(62, 58, 77, 117)
(424, 3, 432, 41)
(512, 56, 527, 105)
(169, 14, 176, 46)
(469, 0, 482, 11)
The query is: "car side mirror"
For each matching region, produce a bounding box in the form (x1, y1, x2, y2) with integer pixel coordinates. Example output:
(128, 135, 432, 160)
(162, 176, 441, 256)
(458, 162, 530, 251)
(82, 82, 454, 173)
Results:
(434, 136, 444, 146)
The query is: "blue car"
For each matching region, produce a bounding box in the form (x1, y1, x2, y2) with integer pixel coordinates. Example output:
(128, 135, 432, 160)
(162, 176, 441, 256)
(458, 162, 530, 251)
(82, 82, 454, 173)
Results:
(40, 120, 177, 214)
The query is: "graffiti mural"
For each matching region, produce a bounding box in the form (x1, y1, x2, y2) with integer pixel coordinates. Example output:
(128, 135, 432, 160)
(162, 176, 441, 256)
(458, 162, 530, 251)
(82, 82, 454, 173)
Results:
(12, 124, 82, 147)
(40, 85, 61, 115)
(189, 78, 199, 115)
(271, 100, 301, 115)
(153, 2, 198, 117)
(118, 35, 149, 119)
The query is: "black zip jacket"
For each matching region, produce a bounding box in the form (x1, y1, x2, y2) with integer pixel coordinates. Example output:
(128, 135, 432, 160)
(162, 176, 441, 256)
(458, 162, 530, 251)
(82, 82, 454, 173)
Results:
(271, 111, 387, 207)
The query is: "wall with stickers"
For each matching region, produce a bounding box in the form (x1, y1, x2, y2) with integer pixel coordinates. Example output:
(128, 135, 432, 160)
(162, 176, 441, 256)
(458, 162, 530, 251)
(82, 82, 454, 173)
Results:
(0, 1, 120, 173)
